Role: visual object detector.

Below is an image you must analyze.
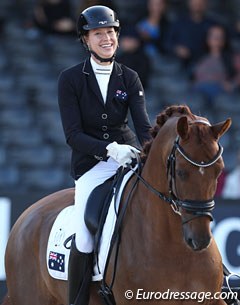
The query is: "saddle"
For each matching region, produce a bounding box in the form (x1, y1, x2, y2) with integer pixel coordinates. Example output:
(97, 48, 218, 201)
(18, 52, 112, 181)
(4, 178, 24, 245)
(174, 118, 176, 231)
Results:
(84, 176, 114, 235)
(84, 167, 129, 254)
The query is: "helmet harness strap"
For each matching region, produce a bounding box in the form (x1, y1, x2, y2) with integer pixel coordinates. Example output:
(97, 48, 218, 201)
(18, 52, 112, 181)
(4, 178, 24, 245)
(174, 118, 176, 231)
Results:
(89, 49, 116, 63)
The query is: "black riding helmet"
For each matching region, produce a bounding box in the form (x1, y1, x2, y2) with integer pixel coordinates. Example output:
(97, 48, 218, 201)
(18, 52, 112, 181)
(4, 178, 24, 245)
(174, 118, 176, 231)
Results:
(77, 5, 120, 39)
(77, 5, 120, 62)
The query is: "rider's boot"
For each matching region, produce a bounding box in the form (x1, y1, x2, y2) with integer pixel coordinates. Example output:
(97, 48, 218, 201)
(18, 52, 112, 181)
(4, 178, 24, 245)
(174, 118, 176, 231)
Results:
(68, 236, 93, 305)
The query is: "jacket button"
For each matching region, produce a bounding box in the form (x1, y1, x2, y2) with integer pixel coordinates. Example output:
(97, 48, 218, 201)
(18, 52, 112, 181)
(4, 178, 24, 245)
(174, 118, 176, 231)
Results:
(102, 125, 108, 131)
(94, 155, 103, 161)
(102, 113, 108, 119)
(103, 133, 109, 139)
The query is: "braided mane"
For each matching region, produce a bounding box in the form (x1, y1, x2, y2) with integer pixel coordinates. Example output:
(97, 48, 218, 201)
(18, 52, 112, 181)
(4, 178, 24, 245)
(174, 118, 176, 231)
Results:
(141, 105, 196, 161)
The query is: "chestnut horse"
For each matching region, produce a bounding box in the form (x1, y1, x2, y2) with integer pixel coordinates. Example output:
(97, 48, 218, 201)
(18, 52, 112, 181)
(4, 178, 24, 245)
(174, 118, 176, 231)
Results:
(3, 105, 232, 305)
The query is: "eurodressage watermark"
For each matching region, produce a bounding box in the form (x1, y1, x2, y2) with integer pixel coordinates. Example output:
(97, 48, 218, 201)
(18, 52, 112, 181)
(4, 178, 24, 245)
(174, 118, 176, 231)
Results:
(124, 288, 238, 303)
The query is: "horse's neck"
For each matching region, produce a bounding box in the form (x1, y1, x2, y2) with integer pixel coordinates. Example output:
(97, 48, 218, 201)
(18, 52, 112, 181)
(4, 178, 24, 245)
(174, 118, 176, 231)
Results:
(127, 158, 183, 252)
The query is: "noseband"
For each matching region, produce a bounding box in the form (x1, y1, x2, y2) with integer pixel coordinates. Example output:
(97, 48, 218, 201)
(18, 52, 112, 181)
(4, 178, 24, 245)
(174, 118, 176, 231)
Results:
(132, 119, 224, 225)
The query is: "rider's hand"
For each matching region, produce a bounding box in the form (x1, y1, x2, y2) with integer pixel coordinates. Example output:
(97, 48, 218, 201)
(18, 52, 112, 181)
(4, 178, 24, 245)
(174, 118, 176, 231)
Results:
(106, 141, 140, 167)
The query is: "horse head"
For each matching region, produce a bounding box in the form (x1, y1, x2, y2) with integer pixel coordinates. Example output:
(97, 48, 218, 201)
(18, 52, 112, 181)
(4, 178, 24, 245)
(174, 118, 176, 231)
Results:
(175, 114, 231, 251)
(142, 105, 231, 252)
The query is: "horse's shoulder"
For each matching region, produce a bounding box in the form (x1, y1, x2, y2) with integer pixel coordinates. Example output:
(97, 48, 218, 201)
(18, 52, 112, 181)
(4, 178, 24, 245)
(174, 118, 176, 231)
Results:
(121, 174, 138, 201)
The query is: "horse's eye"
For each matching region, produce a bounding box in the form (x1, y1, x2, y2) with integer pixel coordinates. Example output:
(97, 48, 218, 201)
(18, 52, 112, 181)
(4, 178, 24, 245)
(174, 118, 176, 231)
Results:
(176, 169, 188, 180)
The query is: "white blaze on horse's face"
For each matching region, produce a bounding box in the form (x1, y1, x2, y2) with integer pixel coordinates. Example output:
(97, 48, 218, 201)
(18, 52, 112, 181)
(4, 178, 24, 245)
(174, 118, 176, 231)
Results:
(199, 166, 205, 175)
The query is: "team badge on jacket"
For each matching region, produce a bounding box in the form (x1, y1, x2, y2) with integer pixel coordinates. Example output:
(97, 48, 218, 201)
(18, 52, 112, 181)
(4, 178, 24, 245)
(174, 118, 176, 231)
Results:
(115, 90, 128, 101)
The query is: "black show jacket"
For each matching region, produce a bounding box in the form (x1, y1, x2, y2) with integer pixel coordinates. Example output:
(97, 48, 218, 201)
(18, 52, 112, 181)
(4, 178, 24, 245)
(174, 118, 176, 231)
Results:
(58, 58, 152, 179)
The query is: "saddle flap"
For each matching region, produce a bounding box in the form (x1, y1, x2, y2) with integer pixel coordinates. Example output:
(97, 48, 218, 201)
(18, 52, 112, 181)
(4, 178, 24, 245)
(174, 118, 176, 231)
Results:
(84, 177, 114, 235)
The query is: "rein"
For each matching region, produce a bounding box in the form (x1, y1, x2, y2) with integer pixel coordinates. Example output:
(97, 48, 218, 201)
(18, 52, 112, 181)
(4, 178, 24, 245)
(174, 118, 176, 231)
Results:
(98, 167, 140, 305)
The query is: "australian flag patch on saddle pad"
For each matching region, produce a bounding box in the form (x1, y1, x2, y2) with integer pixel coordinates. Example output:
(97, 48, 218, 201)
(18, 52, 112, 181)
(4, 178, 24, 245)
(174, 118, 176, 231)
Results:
(48, 251, 65, 272)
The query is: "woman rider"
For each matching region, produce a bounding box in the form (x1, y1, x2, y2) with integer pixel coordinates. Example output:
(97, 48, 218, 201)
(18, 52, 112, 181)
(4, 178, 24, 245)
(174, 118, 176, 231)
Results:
(58, 5, 152, 305)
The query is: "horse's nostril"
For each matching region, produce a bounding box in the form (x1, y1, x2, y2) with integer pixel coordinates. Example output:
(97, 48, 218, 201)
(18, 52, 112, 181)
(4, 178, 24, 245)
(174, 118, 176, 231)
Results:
(187, 237, 211, 251)
(187, 238, 197, 250)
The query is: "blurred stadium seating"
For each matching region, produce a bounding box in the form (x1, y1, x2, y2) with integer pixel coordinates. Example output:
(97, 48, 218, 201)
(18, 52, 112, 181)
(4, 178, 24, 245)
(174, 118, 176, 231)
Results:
(0, 0, 239, 194)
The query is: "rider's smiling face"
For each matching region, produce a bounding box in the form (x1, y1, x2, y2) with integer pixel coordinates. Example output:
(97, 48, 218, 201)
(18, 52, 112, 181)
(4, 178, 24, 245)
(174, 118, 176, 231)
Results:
(84, 27, 118, 63)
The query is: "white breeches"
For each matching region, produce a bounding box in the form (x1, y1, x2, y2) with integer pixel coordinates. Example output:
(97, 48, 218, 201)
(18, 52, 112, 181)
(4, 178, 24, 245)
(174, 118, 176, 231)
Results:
(74, 157, 119, 253)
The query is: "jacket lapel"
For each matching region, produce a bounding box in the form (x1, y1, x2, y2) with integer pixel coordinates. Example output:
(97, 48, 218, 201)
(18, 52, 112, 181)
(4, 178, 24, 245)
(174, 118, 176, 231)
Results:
(106, 62, 123, 105)
(82, 58, 105, 105)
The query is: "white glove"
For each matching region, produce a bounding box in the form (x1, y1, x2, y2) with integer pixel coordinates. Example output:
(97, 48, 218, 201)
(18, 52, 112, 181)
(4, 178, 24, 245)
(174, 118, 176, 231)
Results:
(106, 141, 140, 167)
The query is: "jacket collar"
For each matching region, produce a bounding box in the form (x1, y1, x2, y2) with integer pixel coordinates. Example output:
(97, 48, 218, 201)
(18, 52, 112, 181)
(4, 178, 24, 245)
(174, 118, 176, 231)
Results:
(82, 57, 123, 76)
(82, 58, 104, 104)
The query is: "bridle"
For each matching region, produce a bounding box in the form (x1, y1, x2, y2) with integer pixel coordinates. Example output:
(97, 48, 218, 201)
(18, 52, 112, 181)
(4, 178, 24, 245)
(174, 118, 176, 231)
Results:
(131, 119, 224, 225)
(167, 134, 223, 224)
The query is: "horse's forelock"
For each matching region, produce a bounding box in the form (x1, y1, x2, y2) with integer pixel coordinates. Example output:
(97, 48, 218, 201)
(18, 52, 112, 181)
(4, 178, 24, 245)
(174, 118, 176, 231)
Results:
(141, 105, 195, 161)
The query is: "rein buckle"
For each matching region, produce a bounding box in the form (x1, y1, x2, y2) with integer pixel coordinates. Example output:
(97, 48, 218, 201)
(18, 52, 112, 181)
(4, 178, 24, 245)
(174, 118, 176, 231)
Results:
(171, 201, 182, 216)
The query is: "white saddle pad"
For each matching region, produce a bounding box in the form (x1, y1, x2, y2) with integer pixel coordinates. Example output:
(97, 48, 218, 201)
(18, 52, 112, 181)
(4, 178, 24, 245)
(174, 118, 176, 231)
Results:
(46, 167, 136, 282)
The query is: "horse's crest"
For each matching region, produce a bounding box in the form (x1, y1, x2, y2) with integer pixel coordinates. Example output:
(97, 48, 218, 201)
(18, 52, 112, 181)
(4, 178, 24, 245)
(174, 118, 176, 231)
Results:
(141, 105, 196, 161)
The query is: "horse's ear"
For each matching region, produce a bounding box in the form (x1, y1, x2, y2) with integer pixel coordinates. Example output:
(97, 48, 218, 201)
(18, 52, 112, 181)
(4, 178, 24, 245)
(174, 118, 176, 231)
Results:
(211, 118, 232, 139)
(177, 116, 189, 140)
